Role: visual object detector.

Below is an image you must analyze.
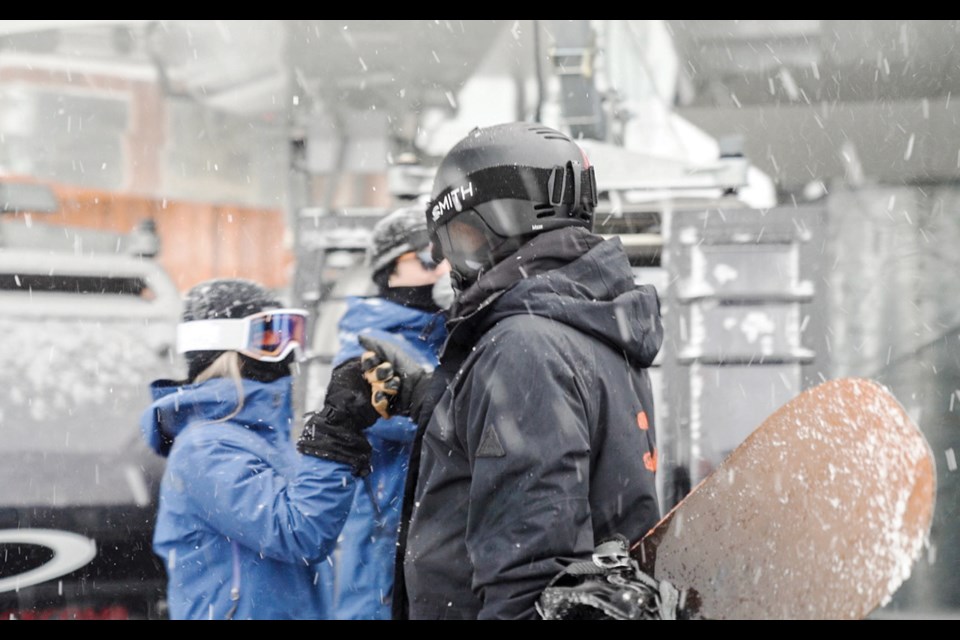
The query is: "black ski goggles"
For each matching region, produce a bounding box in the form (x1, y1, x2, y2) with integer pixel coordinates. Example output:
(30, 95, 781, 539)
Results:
(426, 162, 598, 239)
(431, 207, 505, 275)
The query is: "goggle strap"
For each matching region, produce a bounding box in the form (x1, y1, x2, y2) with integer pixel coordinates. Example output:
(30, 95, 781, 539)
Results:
(176, 319, 248, 354)
(427, 164, 597, 235)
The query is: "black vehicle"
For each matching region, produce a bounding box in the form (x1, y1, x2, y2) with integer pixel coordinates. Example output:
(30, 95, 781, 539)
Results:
(0, 230, 181, 620)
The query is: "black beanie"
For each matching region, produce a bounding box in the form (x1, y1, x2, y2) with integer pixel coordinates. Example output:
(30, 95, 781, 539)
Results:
(181, 278, 285, 382)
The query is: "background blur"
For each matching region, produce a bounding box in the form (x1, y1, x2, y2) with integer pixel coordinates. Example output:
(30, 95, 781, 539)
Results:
(0, 20, 956, 619)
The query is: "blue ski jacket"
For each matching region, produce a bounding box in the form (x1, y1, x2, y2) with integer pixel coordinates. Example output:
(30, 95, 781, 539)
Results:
(327, 296, 446, 619)
(141, 375, 356, 620)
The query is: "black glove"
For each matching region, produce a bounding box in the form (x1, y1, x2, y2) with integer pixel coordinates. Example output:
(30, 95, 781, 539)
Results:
(297, 359, 380, 477)
(358, 334, 434, 424)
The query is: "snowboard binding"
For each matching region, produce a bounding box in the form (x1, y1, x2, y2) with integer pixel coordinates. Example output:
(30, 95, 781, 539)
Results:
(536, 535, 695, 620)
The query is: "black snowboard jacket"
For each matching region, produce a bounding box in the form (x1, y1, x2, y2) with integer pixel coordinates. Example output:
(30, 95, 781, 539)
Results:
(394, 227, 664, 620)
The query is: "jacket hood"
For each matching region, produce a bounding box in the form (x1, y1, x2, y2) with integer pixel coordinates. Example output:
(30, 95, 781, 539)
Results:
(335, 296, 446, 366)
(140, 376, 295, 458)
(475, 235, 662, 367)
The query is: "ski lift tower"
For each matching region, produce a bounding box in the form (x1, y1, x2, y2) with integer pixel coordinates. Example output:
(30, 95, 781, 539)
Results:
(584, 137, 829, 512)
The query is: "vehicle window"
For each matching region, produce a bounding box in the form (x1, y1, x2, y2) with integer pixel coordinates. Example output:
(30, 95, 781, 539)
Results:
(0, 266, 180, 459)
(0, 273, 155, 298)
(0, 317, 177, 455)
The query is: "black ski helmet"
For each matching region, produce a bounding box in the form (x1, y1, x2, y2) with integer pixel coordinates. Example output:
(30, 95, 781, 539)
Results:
(426, 122, 598, 284)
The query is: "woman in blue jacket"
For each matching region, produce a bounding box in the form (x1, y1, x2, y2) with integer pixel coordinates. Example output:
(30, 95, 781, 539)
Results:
(141, 278, 379, 620)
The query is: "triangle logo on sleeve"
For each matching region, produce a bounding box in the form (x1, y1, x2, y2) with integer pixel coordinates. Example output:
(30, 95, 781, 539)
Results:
(476, 424, 506, 458)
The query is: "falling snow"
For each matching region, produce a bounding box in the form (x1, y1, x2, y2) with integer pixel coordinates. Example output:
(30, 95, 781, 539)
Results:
(0, 18, 957, 621)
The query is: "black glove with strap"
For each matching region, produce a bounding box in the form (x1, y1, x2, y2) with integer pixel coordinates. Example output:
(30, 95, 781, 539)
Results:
(297, 359, 380, 477)
(358, 334, 434, 424)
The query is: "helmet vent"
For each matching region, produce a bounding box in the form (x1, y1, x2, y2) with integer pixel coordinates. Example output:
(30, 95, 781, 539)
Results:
(528, 126, 571, 142)
(536, 210, 557, 219)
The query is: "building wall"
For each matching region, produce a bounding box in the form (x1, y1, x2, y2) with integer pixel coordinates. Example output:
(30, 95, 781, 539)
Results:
(4, 182, 292, 293)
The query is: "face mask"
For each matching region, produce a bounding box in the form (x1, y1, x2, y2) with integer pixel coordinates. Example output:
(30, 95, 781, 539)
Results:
(431, 271, 456, 310)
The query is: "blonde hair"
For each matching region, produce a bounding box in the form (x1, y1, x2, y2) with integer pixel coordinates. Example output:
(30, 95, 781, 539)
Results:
(193, 351, 246, 424)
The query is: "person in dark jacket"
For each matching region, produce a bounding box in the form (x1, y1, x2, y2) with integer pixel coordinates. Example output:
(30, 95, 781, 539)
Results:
(325, 206, 449, 620)
(140, 278, 381, 620)
(361, 122, 664, 620)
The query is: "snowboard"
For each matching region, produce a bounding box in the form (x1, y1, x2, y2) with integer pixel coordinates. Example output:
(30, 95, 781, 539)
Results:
(631, 377, 936, 620)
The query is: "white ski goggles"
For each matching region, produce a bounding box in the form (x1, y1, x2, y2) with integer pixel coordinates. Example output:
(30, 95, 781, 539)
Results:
(176, 308, 308, 363)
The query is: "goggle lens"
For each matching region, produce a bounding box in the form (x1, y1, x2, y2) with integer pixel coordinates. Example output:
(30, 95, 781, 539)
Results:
(398, 248, 440, 270)
(435, 209, 500, 275)
(416, 248, 438, 269)
(244, 311, 307, 361)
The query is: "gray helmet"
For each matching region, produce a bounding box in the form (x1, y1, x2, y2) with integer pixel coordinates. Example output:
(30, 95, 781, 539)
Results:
(368, 206, 431, 275)
(427, 122, 598, 285)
